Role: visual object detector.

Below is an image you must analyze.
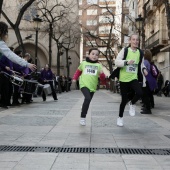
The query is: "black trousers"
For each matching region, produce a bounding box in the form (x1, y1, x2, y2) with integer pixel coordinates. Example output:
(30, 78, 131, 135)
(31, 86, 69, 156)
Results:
(0, 73, 13, 106)
(42, 81, 57, 101)
(142, 81, 154, 109)
(13, 85, 20, 104)
(81, 87, 94, 118)
(119, 79, 143, 117)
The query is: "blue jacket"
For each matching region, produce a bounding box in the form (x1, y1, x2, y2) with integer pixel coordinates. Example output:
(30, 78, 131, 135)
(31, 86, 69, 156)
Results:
(0, 55, 13, 75)
(144, 59, 157, 91)
(41, 69, 53, 81)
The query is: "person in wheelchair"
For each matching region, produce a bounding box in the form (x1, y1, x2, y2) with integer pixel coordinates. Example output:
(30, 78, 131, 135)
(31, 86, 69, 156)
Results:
(40, 64, 58, 101)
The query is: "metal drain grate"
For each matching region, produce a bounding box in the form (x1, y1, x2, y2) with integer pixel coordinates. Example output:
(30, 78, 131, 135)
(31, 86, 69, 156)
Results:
(0, 146, 170, 155)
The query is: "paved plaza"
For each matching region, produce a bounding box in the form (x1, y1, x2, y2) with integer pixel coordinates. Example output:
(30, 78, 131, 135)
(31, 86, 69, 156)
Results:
(0, 89, 170, 170)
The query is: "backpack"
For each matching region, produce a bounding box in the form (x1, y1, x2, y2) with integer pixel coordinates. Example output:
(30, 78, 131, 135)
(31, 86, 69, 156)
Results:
(150, 63, 159, 78)
(109, 47, 143, 79)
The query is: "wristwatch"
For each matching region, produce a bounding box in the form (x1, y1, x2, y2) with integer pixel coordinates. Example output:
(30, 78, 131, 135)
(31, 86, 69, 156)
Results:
(125, 61, 128, 66)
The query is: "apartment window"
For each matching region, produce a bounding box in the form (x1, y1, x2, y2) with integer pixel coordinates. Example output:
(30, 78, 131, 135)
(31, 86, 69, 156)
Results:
(99, 27, 110, 34)
(79, 10, 82, 15)
(99, 0, 115, 2)
(102, 9, 107, 14)
(79, 0, 82, 5)
(87, 0, 98, 4)
(86, 41, 97, 46)
(89, 30, 97, 35)
(87, 9, 97, 15)
(87, 20, 97, 25)
(99, 15, 113, 23)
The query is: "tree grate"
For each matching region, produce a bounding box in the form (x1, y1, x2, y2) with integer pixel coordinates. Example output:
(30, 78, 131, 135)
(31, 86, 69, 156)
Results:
(0, 145, 170, 155)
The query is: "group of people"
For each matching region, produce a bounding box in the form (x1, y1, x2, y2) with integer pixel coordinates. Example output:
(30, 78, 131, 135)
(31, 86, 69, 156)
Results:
(72, 33, 161, 127)
(55, 75, 72, 93)
(0, 21, 164, 127)
(0, 21, 59, 109)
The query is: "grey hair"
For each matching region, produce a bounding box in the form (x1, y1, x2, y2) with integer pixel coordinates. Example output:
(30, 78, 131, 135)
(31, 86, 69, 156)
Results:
(24, 53, 31, 57)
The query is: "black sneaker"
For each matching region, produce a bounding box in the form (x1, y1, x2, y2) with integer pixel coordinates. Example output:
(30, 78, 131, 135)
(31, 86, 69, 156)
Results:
(141, 108, 152, 114)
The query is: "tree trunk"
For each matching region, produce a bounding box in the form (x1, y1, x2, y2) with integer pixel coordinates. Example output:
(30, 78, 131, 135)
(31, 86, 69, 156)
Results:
(49, 23, 52, 68)
(65, 48, 69, 92)
(57, 45, 60, 76)
(14, 27, 26, 53)
(2, 0, 35, 53)
(0, 0, 4, 16)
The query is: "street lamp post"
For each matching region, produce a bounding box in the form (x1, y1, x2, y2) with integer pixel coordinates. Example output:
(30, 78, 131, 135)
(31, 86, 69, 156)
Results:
(68, 56, 72, 78)
(135, 15, 143, 48)
(33, 15, 42, 66)
(57, 42, 63, 76)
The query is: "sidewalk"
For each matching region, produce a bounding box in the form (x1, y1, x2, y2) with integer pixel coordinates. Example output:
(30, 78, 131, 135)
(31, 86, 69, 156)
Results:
(0, 90, 170, 170)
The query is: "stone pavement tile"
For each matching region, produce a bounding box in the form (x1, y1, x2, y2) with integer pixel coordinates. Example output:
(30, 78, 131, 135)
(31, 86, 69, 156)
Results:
(125, 165, 163, 170)
(90, 134, 117, 147)
(90, 161, 126, 170)
(54, 153, 89, 163)
(0, 162, 17, 169)
(2, 125, 53, 133)
(113, 134, 137, 140)
(149, 117, 170, 130)
(51, 163, 89, 170)
(0, 152, 26, 161)
(64, 133, 91, 147)
(51, 153, 89, 170)
(0, 115, 61, 126)
(91, 126, 133, 135)
(10, 133, 45, 146)
(13, 152, 57, 170)
(50, 125, 91, 134)
(136, 134, 170, 149)
(0, 132, 24, 145)
(122, 155, 161, 168)
(115, 139, 145, 148)
(38, 132, 69, 147)
(90, 154, 123, 162)
(154, 155, 170, 169)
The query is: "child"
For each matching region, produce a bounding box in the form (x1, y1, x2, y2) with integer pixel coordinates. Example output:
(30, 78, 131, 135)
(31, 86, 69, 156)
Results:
(72, 48, 105, 126)
(115, 33, 147, 127)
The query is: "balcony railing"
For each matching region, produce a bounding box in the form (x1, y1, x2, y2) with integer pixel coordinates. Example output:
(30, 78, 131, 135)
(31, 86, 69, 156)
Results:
(153, 0, 164, 6)
(145, 30, 168, 49)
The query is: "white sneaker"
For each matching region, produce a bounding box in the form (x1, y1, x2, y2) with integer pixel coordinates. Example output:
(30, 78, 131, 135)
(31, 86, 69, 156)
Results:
(129, 102, 135, 116)
(117, 117, 123, 127)
(80, 118, 86, 126)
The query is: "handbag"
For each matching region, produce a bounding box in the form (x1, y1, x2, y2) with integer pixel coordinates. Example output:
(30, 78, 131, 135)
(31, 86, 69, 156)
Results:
(109, 67, 120, 79)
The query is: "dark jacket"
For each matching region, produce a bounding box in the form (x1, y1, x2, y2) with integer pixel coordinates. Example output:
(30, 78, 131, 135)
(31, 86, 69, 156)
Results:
(0, 55, 13, 75)
(41, 68, 53, 81)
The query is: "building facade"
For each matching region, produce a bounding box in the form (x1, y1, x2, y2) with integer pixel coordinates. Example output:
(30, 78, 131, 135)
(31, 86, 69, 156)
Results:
(138, 0, 170, 81)
(79, 0, 120, 75)
(1, 0, 80, 77)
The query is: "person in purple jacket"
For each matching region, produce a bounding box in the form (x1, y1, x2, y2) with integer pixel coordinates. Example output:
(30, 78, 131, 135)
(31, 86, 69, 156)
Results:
(141, 49, 157, 114)
(40, 64, 58, 101)
(0, 55, 13, 108)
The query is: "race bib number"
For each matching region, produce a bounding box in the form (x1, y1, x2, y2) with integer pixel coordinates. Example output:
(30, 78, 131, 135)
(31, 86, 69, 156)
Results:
(126, 64, 137, 73)
(84, 65, 98, 75)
